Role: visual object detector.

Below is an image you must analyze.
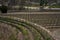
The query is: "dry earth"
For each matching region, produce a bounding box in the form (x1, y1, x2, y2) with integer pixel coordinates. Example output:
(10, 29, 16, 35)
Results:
(0, 22, 23, 40)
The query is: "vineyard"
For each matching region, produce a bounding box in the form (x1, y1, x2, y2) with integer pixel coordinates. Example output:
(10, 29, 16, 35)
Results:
(0, 15, 55, 40)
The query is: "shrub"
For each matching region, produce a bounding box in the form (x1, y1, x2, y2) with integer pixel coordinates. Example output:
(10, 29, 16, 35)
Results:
(0, 5, 8, 13)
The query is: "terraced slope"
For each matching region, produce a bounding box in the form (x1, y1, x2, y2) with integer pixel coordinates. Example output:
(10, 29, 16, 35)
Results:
(0, 22, 24, 40)
(0, 16, 55, 40)
(1, 13, 60, 28)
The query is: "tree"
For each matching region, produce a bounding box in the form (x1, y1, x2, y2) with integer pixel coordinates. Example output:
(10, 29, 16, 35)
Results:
(40, 0, 44, 6)
(40, 0, 48, 11)
(40, 0, 45, 11)
(19, 0, 26, 10)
